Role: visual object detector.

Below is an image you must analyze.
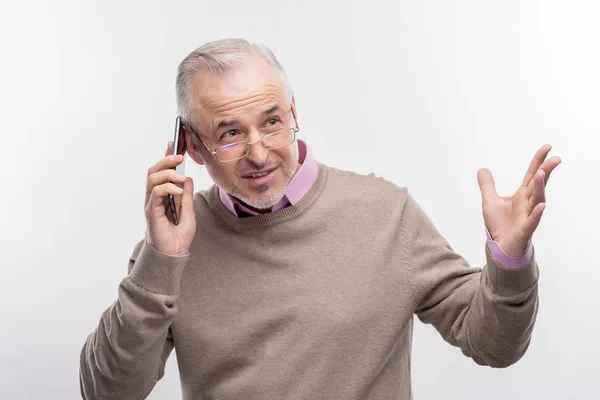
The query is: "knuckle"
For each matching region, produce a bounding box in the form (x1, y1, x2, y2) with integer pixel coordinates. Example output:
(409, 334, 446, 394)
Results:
(147, 174, 160, 192)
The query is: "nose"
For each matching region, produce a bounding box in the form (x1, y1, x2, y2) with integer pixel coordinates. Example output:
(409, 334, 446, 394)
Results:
(244, 129, 269, 165)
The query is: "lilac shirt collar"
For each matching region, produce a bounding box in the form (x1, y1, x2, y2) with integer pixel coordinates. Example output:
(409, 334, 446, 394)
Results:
(218, 140, 319, 217)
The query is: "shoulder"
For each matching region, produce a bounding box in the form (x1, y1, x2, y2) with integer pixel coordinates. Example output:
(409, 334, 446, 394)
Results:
(196, 186, 214, 208)
(321, 164, 410, 208)
(194, 185, 223, 221)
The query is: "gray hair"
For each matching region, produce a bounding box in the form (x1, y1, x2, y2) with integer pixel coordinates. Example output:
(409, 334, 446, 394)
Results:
(175, 38, 292, 128)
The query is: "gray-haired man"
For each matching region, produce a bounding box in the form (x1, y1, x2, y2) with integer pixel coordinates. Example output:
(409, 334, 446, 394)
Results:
(80, 38, 560, 399)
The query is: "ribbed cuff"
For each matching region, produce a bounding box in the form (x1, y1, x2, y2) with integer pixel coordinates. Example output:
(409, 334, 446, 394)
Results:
(485, 247, 539, 295)
(128, 240, 189, 294)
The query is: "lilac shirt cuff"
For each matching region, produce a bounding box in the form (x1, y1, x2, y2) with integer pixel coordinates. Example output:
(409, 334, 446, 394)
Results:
(485, 228, 533, 270)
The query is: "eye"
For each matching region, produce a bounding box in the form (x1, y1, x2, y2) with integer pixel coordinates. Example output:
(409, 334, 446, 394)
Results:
(266, 118, 280, 127)
(221, 130, 240, 140)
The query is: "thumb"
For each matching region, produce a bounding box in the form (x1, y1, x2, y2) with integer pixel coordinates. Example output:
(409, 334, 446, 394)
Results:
(477, 168, 498, 204)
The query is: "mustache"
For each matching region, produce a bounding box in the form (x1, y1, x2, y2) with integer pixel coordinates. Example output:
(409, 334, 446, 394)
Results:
(237, 159, 282, 175)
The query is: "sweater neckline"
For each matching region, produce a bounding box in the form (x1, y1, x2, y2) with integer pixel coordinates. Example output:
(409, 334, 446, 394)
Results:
(204, 164, 329, 230)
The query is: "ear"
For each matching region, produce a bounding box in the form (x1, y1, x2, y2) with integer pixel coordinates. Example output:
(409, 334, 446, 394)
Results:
(184, 126, 205, 166)
(291, 94, 297, 119)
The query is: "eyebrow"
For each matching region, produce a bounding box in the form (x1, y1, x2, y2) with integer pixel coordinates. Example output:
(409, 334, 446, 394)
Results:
(214, 104, 282, 130)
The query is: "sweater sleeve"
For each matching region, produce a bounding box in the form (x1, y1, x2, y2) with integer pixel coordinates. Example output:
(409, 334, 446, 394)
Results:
(79, 239, 189, 399)
(401, 193, 539, 368)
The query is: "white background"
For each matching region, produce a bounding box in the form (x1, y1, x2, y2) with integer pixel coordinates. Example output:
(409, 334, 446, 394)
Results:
(1, 1, 598, 399)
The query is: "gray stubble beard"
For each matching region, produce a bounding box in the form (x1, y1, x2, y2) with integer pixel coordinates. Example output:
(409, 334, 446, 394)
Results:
(229, 162, 296, 210)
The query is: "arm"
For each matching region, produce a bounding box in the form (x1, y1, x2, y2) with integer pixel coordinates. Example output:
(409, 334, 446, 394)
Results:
(403, 194, 539, 367)
(406, 144, 560, 367)
(79, 240, 189, 399)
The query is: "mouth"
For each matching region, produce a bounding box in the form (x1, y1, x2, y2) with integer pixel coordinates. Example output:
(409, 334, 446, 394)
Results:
(241, 167, 278, 184)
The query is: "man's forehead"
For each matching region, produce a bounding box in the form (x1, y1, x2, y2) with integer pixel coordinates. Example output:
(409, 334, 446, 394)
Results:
(198, 84, 283, 106)
(195, 89, 286, 118)
(211, 102, 284, 130)
(194, 80, 288, 119)
(193, 76, 286, 115)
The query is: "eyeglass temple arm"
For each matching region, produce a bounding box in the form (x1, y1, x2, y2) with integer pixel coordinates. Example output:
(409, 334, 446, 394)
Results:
(185, 124, 218, 155)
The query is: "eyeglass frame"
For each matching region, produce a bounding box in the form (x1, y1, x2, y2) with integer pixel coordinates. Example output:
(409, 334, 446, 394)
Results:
(185, 110, 300, 163)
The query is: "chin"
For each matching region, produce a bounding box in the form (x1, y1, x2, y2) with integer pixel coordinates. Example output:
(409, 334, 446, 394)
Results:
(236, 184, 287, 210)
(242, 196, 284, 210)
(229, 163, 296, 209)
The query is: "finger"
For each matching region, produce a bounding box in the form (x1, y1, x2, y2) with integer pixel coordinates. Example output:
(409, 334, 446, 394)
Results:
(165, 141, 174, 157)
(525, 179, 534, 198)
(522, 202, 546, 238)
(477, 168, 498, 204)
(147, 169, 187, 192)
(148, 182, 184, 212)
(527, 170, 546, 215)
(179, 177, 195, 220)
(539, 155, 562, 187)
(145, 169, 187, 204)
(147, 154, 184, 176)
(522, 144, 552, 187)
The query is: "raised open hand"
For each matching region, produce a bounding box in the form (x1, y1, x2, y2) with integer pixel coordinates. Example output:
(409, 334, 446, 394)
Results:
(477, 145, 561, 257)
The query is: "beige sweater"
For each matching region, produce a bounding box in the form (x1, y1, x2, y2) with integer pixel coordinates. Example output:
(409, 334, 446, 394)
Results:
(80, 164, 539, 400)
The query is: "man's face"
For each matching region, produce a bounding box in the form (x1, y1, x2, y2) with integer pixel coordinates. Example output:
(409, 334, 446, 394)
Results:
(185, 53, 300, 212)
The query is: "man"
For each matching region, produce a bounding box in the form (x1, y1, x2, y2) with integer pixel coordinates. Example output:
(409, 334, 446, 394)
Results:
(79, 38, 561, 399)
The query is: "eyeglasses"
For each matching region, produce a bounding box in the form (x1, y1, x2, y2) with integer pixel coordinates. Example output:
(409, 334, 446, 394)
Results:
(187, 112, 299, 163)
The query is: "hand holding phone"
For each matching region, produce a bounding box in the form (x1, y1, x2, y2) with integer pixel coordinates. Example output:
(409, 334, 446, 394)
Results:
(143, 117, 196, 255)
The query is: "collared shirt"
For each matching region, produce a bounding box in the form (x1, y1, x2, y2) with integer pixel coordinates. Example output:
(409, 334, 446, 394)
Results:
(218, 139, 318, 217)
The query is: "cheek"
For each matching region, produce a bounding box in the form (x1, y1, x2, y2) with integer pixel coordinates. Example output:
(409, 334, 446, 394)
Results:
(220, 163, 239, 180)
(273, 146, 298, 167)
(205, 159, 238, 183)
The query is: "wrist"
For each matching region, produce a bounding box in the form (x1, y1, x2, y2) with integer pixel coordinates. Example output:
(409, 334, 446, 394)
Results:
(145, 233, 189, 256)
(497, 239, 528, 257)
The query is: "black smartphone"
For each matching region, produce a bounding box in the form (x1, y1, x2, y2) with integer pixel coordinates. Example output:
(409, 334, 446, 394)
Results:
(168, 116, 186, 225)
